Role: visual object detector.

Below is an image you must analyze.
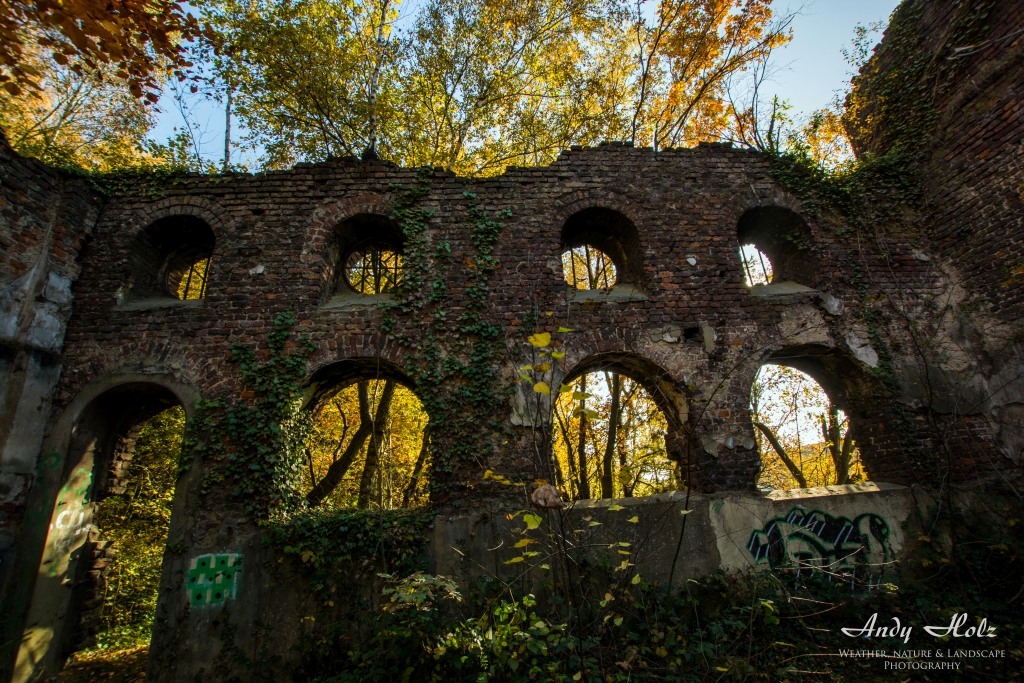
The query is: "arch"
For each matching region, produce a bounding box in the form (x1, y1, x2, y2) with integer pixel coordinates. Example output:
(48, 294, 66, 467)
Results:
(561, 208, 644, 288)
(305, 357, 416, 411)
(737, 206, 818, 289)
(302, 358, 430, 510)
(562, 351, 687, 430)
(757, 343, 901, 485)
(13, 375, 200, 681)
(121, 215, 216, 303)
(332, 214, 405, 296)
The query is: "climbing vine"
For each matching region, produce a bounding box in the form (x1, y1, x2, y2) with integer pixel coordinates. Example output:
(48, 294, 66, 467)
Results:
(377, 169, 515, 500)
(181, 309, 316, 518)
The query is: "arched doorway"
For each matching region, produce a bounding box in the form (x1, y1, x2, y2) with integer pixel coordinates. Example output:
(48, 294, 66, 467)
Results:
(551, 353, 688, 500)
(13, 380, 196, 683)
(751, 345, 874, 490)
(303, 359, 430, 509)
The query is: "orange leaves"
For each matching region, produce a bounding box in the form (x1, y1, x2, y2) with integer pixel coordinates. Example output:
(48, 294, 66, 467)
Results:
(0, 0, 209, 100)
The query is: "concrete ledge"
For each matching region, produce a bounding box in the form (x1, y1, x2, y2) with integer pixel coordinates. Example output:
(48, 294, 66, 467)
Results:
(116, 298, 204, 312)
(321, 292, 394, 311)
(565, 284, 648, 304)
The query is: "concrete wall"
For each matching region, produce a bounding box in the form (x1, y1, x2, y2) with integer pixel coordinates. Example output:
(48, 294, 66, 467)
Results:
(139, 482, 920, 682)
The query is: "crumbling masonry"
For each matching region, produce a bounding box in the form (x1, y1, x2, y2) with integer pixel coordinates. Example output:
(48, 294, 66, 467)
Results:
(0, 0, 1022, 680)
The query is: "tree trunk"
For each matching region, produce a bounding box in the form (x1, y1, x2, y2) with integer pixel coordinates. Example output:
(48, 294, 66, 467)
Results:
(753, 421, 807, 488)
(358, 380, 396, 508)
(555, 409, 578, 499)
(306, 382, 376, 506)
(402, 428, 430, 508)
(601, 373, 621, 498)
(824, 404, 854, 485)
(577, 375, 590, 499)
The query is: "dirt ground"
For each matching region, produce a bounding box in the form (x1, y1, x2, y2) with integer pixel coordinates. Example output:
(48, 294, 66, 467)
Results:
(57, 647, 149, 683)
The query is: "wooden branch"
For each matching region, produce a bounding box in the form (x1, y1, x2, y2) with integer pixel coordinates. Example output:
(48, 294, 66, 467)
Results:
(753, 421, 807, 488)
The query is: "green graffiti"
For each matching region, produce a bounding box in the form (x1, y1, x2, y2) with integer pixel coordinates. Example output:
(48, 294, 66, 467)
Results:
(746, 507, 892, 589)
(187, 553, 243, 608)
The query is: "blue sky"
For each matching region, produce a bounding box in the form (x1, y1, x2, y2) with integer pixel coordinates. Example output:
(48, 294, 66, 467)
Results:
(149, 0, 902, 168)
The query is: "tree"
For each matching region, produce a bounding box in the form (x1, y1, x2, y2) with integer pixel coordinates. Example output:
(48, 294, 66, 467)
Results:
(750, 364, 862, 489)
(193, 0, 790, 173)
(0, 0, 206, 99)
(0, 42, 157, 170)
(305, 380, 429, 509)
(627, 0, 792, 150)
(202, 0, 403, 168)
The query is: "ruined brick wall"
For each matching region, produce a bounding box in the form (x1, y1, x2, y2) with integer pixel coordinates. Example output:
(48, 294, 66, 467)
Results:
(49, 143, 995, 496)
(3, 1, 1023, 673)
(0, 129, 100, 625)
(849, 0, 1024, 472)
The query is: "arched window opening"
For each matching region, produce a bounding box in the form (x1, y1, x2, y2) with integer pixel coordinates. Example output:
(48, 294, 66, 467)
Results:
(304, 379, 429, 509)
(751, 364, 863, 490)
(326, 214, 404, 302)
(551, 371, 675, 500)
(560, 207, 643, 290)
(737, 206, 817, 289)
(561, 245, 617, 290)
(345, 245, 403, 294)
(124, 215, 215, 303)
(738, 244, 773, 287)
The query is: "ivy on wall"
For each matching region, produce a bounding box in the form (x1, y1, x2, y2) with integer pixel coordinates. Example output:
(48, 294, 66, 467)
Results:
(181, 309, 316, 517)
(378, 169, 516, 500)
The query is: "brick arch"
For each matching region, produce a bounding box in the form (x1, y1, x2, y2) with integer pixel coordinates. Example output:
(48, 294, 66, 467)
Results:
(551, 191, 650, 289)
(124, 195, 232, 239)
(117, 197, 231, 303)
(752, 342, 920, 486)
(20, 370, 203, 669)
(550, 189, 648, 230)
(301, 193, 394, 266)
(57, 340, 226, 410)
(305, 336, 411, 405)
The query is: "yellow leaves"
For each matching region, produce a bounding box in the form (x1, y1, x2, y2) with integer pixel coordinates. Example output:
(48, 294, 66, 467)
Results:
(556, 327, 574, 333)
(300, 550, 317, 563)
(533, 362, 551, 373)
(528, 332, 551, 347)
(533, 382, 551, 394)
(504, 556, 525, 564)
(679, 509, 692, 516)
(627, 516, 639, 523)
(523, 513, 543, 530)
(607, 504, 624, 511)
(513, 538, 537, 548)
(551, 351, 566, 359)
(631, 573, 641, 585)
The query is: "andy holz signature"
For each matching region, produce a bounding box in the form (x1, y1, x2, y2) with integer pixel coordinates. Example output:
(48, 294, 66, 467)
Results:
(842, 613, 997, 644)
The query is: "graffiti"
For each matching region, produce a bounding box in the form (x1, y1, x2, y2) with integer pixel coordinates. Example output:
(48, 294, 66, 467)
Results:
(746, 507, 891, 589)
(45, 466, 93, 578)
(187, 553, 242, 608)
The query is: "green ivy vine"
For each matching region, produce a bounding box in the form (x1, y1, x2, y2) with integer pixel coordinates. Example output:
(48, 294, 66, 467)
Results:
(181, 309, 316, 518)
(377, 170, 515, 501)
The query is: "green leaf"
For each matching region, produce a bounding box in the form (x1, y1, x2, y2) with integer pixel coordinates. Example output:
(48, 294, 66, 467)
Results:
(607, 504, 624, 511)
(627, 516, 639, 523)
(631, 573, 641, 585)
(523, 513, 543, 530)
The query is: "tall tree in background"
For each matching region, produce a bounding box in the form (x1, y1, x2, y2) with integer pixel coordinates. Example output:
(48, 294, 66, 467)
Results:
(203, 0, 402, 168)
(0, 42, 156, 170)
(627, 0, 791, 150)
